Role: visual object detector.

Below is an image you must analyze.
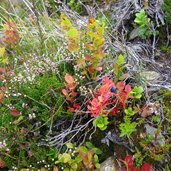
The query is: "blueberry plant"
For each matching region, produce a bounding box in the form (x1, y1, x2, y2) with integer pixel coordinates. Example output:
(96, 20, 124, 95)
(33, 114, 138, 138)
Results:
(0, 1, 171, 170)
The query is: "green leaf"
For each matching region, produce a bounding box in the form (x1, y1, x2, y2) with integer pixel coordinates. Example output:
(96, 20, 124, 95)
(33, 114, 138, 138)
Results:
(135, 94, 142, 99)
(130, 86, 144, 99)
(134, 9, 151, 38)
(134, 9, 146, 24)
(0, 56, 8, 64)
(134, 86, 144, 93)
(58, 153, 71, 163)
(71, 163, 78, 169)
(93, 116, 109, 131)
(95, 163, 101, 168)
(117, 54, 125, 66)
(66, 143, 74, 149)
(93, 148, 102, 155)
(152, 115, 161, 123)
(78, 146, 88, 154)
(125, 107, 135, 116)
(120, 122, 137, 138)
(75, 156, 82, 163)
(94, 154, 100, 168)
(86, 142, 94, 149)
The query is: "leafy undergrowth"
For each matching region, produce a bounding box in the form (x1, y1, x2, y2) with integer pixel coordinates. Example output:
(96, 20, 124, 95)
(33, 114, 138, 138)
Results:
(0, 0, 171, 171)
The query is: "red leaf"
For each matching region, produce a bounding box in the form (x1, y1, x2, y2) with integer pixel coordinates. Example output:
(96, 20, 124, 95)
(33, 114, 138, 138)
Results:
(73, 103, 81, 110)
(1, 87, 6, 91)
(115, 82, 132, 107)
(0, 68, 7, 74)
(10, 108, 21, 117)
(141, 163, 152, 171)
(124, 155, 134, 167)
(70, 92, 77, 97)
(129, 166, 140, 171)
(125, 84, 132, 94)
(88, 98, 102, 117)
(0, 159, 6, 168)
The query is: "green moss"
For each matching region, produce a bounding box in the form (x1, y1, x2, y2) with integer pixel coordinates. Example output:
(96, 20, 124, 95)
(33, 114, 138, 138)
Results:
(161, 46, 171, 53)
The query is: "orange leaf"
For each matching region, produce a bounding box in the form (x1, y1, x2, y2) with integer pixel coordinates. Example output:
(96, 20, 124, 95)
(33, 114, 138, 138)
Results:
(0, 90, 4, 103)
(88, 18, 98, 29)
(53, 166, 58, 171)
(65, 74, 74, 84)
(68, 106, 75, 112)
(3, 21, 19, 47)
(89, 18, 96, 24)
(95, 66, 102, 71)
(68, 42, 80, 52)
(85, 55, 96, 62)
(93, 50, 105, 59)
(87, 65, 95, 74)
(62, 89, 68, 97)
(84, 43, 94, 51)
(76, 58, 85, 68)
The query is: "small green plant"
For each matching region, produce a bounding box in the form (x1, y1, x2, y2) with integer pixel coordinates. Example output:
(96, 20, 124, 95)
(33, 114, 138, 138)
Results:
(119, 107, 137, 138)
(93, 116, 109, 131)
(134, 9, 151, 38)
(61, 15, 106, 79)
(119, 120, 137, 138)
(113, 54, 127, 82)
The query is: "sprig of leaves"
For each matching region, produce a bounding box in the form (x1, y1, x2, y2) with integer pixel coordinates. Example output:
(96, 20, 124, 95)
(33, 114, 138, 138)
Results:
(93, 116, 109, 131)
(134, 9, 151, 38)
(130, 86, 144, 99)
(120, 107, 137, 138)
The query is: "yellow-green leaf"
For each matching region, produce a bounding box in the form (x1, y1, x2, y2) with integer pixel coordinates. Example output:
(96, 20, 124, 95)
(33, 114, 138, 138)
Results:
(67, 28, 79, 39)
(0, 47, 5, 57)
(63, 153, 71, 163)
(0, 56, 8, 64)
(61, 14, 72, 30)
(97, 26, 104, 36)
